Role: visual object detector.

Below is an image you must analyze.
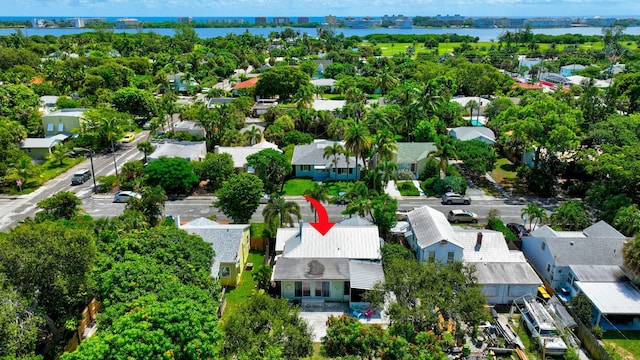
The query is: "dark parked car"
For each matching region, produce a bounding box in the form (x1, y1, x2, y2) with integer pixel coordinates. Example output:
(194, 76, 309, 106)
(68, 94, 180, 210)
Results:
(507, 223, 529, 237)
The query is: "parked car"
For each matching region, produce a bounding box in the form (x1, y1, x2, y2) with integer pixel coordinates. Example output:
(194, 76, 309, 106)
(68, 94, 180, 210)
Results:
(113, 191, 142, 203)
(333, 191, 350, 205)
(260, 194, 270, 204)
(507, 223, 529, 237)
(71, 169, 91, 185)
(120, 133, 135, 143)
(447, 209, 478, 223)
(441, 192, 471, 205)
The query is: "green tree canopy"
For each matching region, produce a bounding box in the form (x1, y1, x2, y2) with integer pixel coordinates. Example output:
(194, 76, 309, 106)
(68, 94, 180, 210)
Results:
(143, 156, 200, 195)
(246, 148, 291, 194)
(255, 66, 311, 101)
(36, 191, 84, 221)
(111, 87, 157, 121)
(214, 173, 263, 223)
(192, 152, 235, 192)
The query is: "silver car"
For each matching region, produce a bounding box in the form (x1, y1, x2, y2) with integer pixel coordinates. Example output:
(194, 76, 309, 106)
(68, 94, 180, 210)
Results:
(113, 191, 142, 203)
(441, 192, 471, 205)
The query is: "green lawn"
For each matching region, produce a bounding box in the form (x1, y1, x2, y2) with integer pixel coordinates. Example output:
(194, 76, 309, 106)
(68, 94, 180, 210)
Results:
(602, 330, 640, 359)
(1, 157, 84, 195)
(222, 251, 265, 318)
(324, 181, 354, 196)
(283, 179, 318, 196)
(397, 181, 420, 196)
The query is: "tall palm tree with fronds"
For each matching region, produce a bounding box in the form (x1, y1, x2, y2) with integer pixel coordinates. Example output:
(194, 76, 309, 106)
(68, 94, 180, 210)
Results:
(375, 69, 397, 96)
(244, 125, 262, 145)
(466, 99, 479, 121)
(262, 195, 302, 234)
(137, 141, 154, 164)
(429, 137, 458, 179)
(303, 184, 329, 221)
(294, 84, 315, 110)
(344, 121, 372, 181)
(323, 142, 344, 180)
(521, 203, 547, 231)
(7, 157, 38, 189)
(48, 145, 71, 166)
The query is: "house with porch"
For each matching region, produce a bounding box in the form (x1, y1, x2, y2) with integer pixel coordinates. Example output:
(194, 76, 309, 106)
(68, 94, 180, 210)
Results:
(291, 140, 362, 181)
(180, 217, 250, 287)
(273, 221, 383, 303)
(19, 134, 68, 161)
(406, 206, 541, 305)
(391, 142, 437, 179)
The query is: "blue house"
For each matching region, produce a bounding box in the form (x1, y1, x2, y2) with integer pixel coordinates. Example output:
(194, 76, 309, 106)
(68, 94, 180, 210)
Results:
(291, 140, 362, 181)
(406, 206, 464, 263)
(560, 64, 586, 77)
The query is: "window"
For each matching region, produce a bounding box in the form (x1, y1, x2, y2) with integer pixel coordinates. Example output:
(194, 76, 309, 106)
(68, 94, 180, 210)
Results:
(541, 242, 546, 251)
(47, 123, 54, 131)
(58, 123, 64, 132)
(546, 263, 551, 273)
(300, 165, 311, 171)
(428, 251, 436, 262)
(220, 266, 231, 278)
(302, 282, 310, 297)
(344, 281, 350, 295)
(447, 251, 455, 264)
(315, 281, 330, 297)
(295, 282, 302, 297)
(337, 168, 347, 174)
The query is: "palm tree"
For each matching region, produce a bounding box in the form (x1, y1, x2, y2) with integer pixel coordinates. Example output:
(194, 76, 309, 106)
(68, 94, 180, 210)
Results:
(244, 125, 263, 145)
(375, 70, 397, 96)
(303, 184, 329, 221)
(465, 99, 479, 122)
(430, 137, 458, 179)
(137, 141, 154, 164)
(262, 195, 302, 232)
(344, 121, 372, 181)
(48, 145, 70, 166)
(293, 84, 315, 109)
(7, 157, 38, 190)
(323, 142, 344, 180)
(521, 204, 547, 231)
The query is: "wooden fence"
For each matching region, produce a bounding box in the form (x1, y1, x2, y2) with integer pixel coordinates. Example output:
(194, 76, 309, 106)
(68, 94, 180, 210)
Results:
(218, 287, 227, 318)
(565, 307, 612, 360)
(61, 299, 101, 355)
(250, 237, 268, 251)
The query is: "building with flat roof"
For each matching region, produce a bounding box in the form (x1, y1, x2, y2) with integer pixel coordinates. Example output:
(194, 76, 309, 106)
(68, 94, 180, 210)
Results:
(254, 17, 268, 24)
(324, 15, 337, 24)
(177, 17, 192, 23)
(298, 17, 310, 24)
(115, 18, 142, 29)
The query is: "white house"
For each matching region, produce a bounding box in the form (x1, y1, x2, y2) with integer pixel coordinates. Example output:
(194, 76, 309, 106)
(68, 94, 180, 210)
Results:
(148, 140, 207, 162)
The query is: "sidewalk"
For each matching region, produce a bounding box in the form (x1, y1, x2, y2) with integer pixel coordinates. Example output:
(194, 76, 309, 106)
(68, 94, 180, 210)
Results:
(384, 180, 402, 199)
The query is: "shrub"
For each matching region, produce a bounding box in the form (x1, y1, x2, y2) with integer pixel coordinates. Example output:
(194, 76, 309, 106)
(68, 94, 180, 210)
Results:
(398, 181, 420, 196)
(486, 217, 519, 242)
(396, 169, 415, 180)
(433, 176, 467, 195)
(96, 175, 119, 193)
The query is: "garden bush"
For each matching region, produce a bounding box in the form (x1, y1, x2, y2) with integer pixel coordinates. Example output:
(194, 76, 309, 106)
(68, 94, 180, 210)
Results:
(397, 181, 420, 196)
(486, 217, 519, 242)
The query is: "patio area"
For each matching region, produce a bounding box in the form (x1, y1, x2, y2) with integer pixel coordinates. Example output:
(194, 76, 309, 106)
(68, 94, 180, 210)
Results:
(298, 301, 390, 342)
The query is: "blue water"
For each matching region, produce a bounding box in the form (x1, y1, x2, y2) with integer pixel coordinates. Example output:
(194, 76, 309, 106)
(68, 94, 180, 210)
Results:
(2, 25, 640, 42)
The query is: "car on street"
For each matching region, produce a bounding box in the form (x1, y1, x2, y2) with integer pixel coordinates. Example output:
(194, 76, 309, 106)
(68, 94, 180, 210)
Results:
(113, 191, 142, 203)
(71, 169, 91, 185)
(506, 223, 530, 237)
(447, 209, 478, 223)
(333, 191, 350, 205)
(120, 133, 135, 143)
(441, 192, 471, 205)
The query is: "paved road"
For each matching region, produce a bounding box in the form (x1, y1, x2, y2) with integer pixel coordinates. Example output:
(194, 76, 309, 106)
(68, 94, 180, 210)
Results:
(0, 134, 146, 232)
(82, 195, 533, 227)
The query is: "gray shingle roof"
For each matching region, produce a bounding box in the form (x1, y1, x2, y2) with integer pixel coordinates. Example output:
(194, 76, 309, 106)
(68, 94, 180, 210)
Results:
(583, 220, 625, 238)
(181, 218, 249, 278)
(545, 236, 625, 267)
(291, 140, 361, 168)
(395, 142, 436, 164)
(272, 257, 350, 281)
(407, 205, 462, 249)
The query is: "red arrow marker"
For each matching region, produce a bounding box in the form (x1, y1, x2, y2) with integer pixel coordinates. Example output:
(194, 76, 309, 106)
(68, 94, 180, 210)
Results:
(304, 196, 336, 236)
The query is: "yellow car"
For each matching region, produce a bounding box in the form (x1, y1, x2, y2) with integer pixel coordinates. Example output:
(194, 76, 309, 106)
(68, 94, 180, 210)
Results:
(121, 133, 135, 143)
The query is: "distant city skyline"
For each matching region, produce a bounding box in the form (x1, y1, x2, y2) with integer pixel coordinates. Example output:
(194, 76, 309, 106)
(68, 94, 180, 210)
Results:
(2, 0, 639, 18)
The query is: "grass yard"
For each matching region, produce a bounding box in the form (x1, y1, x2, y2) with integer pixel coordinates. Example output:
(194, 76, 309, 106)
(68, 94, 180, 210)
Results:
(222, 250, 266, 318)
(397, 181, 420, 196)
(302, 343, 330, 360)
(602, 331, 640, 359)
(324, 181, 354, 196)
(282, 179, 318, 196)
(489, 158, 530, 196)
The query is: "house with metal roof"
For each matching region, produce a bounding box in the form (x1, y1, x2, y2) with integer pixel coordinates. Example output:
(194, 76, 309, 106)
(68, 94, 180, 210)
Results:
(273, 219, 383, 303)
(406, 205, 542, 304)
(180, 217, 250, 287)
(148, 140, 207, 162)
(291, 140, 362, 181)
(522, 220, 626, 291)
(521, 221, 638, 329)
(19, 134, 68, 160)
(449, 126, 496, 145)
(41, 108, 87, 137)
(214, 141, 281, 172)
(172, 120, 205, 139)
(391, 142, 437, 179)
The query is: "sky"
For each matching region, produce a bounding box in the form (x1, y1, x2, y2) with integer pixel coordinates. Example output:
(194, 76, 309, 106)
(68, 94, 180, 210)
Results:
(1, 0, 639, 18)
